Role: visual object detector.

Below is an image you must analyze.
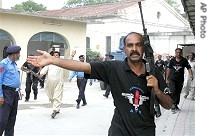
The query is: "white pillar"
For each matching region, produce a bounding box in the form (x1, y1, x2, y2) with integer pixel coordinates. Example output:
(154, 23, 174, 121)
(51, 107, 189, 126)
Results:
(0, 0, 2, 8)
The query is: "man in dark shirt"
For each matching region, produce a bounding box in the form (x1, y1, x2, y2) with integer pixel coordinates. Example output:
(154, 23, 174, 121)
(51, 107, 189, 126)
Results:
(21, 60, 40, 102)
(155, 55, 165, 79)
(103, 54, 114, 98)
(165, 48, 193, 113)
(27, 32, 173, 136)
(164, 55, 170, 68)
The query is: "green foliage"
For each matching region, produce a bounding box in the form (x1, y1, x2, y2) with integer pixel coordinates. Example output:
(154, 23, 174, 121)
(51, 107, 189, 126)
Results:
(11, 0, 47, 12)
(86, 48, 100, 62)
(165, 0, 180, 13)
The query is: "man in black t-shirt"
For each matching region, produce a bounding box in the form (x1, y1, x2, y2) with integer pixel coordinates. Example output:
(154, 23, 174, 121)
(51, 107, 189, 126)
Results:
(155, 55, 165, 79)
(21, 61, 40, 102)
(165, 48, 193, 113)
(164, 55, 170, 68)
(27, 32, 173, 136)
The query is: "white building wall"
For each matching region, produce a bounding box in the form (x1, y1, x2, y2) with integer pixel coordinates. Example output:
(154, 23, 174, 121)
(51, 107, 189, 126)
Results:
(87, 21, 194, 56)
(150, 35, 195, 56)
(86, 0, 194, 56)
(0, 12, 87, 81)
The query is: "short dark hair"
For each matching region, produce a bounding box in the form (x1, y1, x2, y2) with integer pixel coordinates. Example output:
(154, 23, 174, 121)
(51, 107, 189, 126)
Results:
(190, 52, 195, 56)
(51, 51, 60, 56)
(79, 55, 85, 59)
(49, 51, 54, 56)
(53, 51, 60, 56)
(175, 48, 182, 52)
(109, 54, 114, 59)
(190, 52, 195, 59)
(123, 32, 144, 47)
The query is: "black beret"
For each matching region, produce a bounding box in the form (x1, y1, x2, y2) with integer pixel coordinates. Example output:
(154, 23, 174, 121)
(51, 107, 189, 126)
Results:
(6, 46, 21, 53)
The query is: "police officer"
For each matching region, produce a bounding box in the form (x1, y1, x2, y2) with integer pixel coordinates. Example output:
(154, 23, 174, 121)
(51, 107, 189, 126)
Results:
(69, 55, 91, 109)
(103, 54, 114, 98)
(0, 45, 21, 136)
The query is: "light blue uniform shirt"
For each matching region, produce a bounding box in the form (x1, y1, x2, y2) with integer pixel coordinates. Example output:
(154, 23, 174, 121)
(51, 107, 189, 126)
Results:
(0, 57, 21, 97)
(69, 71, 84, 79)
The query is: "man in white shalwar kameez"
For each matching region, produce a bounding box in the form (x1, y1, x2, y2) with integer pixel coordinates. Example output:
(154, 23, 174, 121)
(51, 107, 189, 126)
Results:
(40, 51, 64, 118)
(182, 52, 195, 100)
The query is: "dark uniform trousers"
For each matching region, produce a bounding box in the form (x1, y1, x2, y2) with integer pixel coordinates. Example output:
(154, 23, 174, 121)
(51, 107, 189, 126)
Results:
(25, 77, 39, 100)
(104, 85, 111, 96)
(39, 74, 46, 88)
(76, 78, 87, 104)
(0, 86, 19, 136)
(169, 79, 184, 105)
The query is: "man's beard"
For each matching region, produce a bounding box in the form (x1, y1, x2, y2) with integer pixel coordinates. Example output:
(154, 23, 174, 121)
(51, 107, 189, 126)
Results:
(14, 55, 19, 61)
(129, 57, 141, 63)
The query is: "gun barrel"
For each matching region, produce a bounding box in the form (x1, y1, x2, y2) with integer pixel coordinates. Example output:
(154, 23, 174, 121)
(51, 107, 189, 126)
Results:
(138, 0, 161, 117)
(138, 1, 146, 35)
(24, 67, 43, 81)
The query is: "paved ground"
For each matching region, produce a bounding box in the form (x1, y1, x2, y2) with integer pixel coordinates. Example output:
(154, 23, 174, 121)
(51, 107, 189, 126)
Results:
(14, 81, 195, 136)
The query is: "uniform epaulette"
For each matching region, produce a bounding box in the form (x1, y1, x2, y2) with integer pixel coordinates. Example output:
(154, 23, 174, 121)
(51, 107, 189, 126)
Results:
(1, 58, 9, 65)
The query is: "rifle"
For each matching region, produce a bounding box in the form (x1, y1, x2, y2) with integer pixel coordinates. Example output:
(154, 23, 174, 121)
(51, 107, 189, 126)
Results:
(23, 67, 43, 81)
(138, 1, 161, 117)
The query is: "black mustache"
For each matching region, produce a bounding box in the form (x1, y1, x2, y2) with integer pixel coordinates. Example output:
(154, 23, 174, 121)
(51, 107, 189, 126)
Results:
(130, 51, 140, 56)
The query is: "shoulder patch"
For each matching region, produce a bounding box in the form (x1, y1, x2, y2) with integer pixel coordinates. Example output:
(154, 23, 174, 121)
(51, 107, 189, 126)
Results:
(0, 67, 4, 72)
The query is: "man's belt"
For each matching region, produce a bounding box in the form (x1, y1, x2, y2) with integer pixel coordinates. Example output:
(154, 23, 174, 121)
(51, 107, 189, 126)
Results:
(2, 85, 17, 91)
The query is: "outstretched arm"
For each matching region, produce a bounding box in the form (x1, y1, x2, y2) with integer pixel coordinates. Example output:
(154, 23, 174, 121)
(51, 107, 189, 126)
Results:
(27, 50, 91, 74)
